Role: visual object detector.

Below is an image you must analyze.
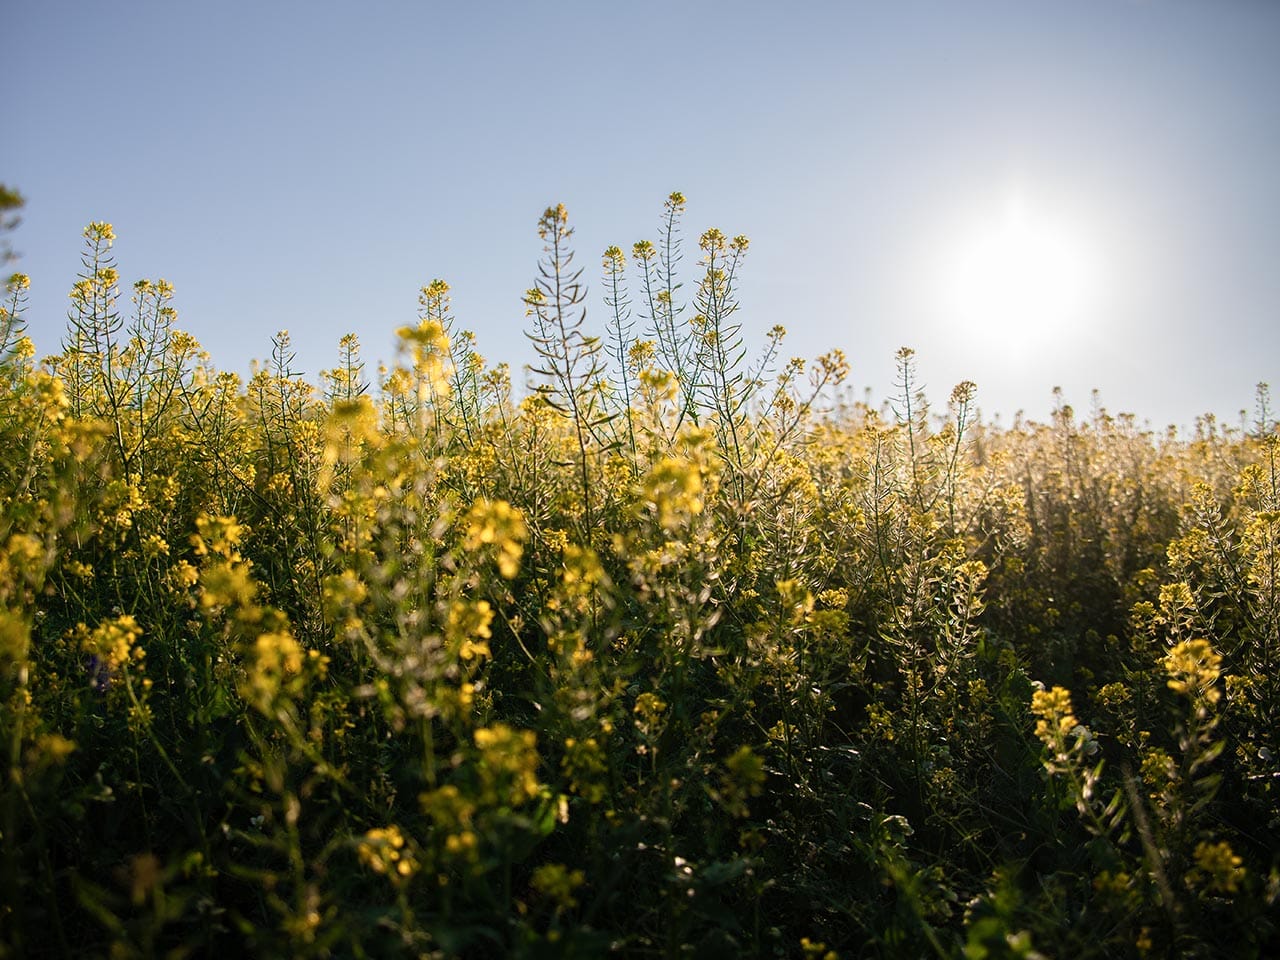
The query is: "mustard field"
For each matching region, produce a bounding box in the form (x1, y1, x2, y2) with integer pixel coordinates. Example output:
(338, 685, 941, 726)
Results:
(1, 197, 1277, 957)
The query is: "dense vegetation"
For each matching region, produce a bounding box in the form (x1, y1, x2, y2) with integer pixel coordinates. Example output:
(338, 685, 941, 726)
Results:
(1, 194, 1277, 958)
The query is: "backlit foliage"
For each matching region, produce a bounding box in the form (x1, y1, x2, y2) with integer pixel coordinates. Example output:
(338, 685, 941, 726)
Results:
(0, 197, 1276, 958)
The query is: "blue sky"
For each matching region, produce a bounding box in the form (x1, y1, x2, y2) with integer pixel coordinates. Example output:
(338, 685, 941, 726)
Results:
(9, 0, 1279, 429)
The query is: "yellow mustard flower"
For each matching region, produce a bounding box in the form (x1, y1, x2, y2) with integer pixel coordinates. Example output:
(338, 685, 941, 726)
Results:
(463, 498, 528, 578)
(1189, 840, 1245, 895)
(357, 826, 418, 882)
(1164, 639, 1222, 704)
(531, 862, 585, 911)
(1030, 686, 1078, 746)
(474, 724, 540, 807)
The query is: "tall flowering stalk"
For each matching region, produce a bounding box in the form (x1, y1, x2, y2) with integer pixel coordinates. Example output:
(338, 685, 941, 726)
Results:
(524, 204, 610, 537)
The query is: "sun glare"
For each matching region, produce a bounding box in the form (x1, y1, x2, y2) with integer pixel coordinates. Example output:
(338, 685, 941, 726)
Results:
(940, 191, 1099, 354)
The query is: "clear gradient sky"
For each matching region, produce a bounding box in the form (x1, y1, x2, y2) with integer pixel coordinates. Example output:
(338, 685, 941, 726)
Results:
(9, 0, 1279, 430)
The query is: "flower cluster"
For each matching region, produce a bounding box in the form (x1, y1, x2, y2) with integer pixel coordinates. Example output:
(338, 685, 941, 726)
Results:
(357, 826, 418, 882)
(1163, 638, 1222, 705)
(463, 498, 527, 578)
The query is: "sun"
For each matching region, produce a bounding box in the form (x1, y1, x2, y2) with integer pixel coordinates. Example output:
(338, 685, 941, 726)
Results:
(940, 191, 1098, 353)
